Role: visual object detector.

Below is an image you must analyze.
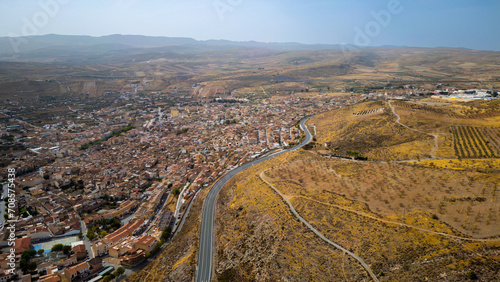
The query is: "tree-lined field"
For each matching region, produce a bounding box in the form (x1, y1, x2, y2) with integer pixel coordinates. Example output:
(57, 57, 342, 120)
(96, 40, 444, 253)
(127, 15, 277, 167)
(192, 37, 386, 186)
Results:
(215, 148, 500, 281)
(265, 158, 500, 237)
(480, 127, 500, 156)
(452, 126, 498, 158)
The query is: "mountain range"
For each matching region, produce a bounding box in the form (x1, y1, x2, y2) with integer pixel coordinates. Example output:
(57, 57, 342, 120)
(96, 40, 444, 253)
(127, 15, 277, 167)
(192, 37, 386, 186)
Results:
(0, 34, 378, 62)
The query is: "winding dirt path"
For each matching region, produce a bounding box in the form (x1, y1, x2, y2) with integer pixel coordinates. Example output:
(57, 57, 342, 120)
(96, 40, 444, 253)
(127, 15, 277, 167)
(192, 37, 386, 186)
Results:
(287, 193, 500, 242)
(388, 100, 439, 158)
(262, 159, 500, 242)
(260, 171, 380, 282)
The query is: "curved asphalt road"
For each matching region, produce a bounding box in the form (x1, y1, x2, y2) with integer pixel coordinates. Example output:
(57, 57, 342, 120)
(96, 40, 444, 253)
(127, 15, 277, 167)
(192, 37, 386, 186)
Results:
(196, 117, 313, 282)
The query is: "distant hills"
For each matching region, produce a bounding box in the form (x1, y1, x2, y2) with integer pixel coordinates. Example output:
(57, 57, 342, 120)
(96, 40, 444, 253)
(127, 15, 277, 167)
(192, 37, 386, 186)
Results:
(0, 34, 364, 61)
(1, 34, 498, 95)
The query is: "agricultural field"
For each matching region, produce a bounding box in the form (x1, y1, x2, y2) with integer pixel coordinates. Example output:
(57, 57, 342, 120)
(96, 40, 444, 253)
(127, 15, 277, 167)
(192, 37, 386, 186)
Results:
(391, 100, 500, 161)
(451, 126, 498, 158)
(408, 159, 500, 173)
(265, 158, 500, 238)
(213, 152, 370, 281)
(217, 149, 500, 281)
(447, 99, 500, 119)
(311, 99, 500, 162)
(391, 100, 462, 119)
(212, 99, 500, 280)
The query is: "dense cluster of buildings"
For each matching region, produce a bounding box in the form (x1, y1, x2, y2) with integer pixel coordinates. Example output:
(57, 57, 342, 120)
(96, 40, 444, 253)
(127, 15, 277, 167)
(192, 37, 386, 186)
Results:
(0, 91, 369, 281)
(432, 89, 498, 101)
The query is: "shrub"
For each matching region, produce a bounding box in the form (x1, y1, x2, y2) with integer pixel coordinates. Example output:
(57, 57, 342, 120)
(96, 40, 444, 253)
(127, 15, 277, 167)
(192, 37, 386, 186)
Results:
(467, 270, 478, 280)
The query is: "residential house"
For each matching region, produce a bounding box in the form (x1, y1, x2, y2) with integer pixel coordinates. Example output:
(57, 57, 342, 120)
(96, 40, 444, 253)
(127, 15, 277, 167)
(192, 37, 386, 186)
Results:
(14, 237, 31, 255)
(27, 226, 51, 242)
(64, 262, 90, 281)
(72, 245, 86, 260)
(134, 235, 157, 255)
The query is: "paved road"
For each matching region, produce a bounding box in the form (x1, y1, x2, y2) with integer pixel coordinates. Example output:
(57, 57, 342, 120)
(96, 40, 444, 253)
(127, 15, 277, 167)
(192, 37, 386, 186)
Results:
(79, 219, 94, 260)
(174, 182, 191, 221)
(196, 117, 313, 282)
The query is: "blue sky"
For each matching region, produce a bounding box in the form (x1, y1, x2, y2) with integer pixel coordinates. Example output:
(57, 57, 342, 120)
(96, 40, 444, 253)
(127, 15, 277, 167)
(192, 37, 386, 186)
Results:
(1, 0, 499, 50)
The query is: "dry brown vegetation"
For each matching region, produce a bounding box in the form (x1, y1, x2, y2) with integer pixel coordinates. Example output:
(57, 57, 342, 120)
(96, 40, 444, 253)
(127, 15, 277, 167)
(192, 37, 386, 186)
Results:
(214, 100, 500, 281)
(4, 47, 500, 104)
(311, 99, 500, 161)
(214, 149, 500, 281)
(311, 100, 434, 161)
(265, 159, 500, 237)
(214, 153, 370, 281)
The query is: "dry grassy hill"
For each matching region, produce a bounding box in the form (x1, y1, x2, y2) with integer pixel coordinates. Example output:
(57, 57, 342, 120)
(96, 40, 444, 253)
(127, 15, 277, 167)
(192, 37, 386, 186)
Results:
(210, 100, 500, 281)
(213, 149, 500, 281)
(310, 99, 500, 161)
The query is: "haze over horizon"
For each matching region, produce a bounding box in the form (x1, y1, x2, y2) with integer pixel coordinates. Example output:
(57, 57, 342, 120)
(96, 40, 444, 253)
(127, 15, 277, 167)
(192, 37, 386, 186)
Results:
(1, 0, 499, 51)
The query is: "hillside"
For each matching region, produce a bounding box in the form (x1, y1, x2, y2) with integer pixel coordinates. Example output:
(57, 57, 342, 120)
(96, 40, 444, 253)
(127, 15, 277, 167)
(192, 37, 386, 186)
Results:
(209, 100, 500, 281)
(3, 35, 499, 281)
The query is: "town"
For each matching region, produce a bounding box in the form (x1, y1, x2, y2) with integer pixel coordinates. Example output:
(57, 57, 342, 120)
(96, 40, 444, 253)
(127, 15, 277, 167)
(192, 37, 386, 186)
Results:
(2, 79, 499, 281)
(0, 86, 363, 281)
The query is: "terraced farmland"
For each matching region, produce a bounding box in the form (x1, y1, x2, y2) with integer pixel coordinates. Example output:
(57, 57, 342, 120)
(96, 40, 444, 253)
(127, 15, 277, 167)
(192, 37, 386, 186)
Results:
(451, 126, 498, 158)
(352, 107, 385, 116)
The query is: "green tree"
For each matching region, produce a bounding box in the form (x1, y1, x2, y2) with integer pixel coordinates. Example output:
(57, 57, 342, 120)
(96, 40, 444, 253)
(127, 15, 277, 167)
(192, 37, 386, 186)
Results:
(51, 244, 64, 252)
(62, 245, 72, 255)
(87, 229, 96, 241)
(20, 250, 37, 273)
(100, 230, 107, 237)
(28, 261, 37, 272)
(43, 174, 50, 180)
(116, 267, 125, 276)
(173, 188, 181, 197)
(37, 249, 44, 255)
(20, 259, 29, 273)
(21, 250, 36, 260)
(161, 226, 172, 241)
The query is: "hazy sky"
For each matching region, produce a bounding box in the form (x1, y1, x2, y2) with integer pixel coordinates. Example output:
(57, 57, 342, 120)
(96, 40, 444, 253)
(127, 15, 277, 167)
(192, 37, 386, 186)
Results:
(1, 0, 499, 50)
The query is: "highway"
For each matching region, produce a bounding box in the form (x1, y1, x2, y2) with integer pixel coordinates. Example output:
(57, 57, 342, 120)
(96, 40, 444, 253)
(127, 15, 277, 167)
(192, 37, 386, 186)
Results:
(196, 117, 312, 282)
